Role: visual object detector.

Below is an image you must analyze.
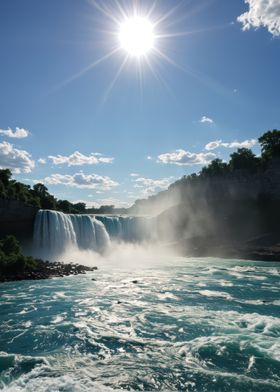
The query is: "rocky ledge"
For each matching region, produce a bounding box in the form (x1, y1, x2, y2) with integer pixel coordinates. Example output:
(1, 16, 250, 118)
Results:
(0, 260, 97, 283)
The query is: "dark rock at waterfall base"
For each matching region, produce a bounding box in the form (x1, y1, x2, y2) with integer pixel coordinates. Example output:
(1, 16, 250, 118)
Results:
(0, 260, 97, 283)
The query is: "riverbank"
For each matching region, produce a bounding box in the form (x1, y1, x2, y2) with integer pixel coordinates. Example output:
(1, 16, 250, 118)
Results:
(0, 260, 97, 282)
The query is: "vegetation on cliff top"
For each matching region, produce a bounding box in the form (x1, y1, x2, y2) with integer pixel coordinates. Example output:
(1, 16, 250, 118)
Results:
(0, 171, 86, 213)
(0, 171, 120, 214)
(130, 129, 280, 213)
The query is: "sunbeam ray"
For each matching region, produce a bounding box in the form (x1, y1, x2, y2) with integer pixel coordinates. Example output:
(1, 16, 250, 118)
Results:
(103, 54, 129, 103)
(153, 0, 185, 27)
(153, 47, 186, 73)
(90, 0, 121, 25)
(136, 57, 144, 100)
(155, 23, 233, 39)
(145, 56, 174, 98)
(48, 48, 120, 95)
(113, 0, 128, 20)
(147, 0, 159, 19)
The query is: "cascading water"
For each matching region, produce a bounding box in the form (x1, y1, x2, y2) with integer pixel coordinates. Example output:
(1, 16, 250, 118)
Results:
(33, 210, 110, 259)
(33, 210, 157, 260)
(96, 215, 157, 242)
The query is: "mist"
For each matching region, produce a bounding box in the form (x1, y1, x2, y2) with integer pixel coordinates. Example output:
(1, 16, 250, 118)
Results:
(59, 241, 176, 270)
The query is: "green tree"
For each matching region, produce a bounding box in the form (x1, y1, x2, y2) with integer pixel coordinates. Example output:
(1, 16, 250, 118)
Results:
(200, 159, 228, 177)
(41, 196, 57, 210)
(258, 129, 280, 160)
(0, 182, 7, 198)
(99, 205, 114, 214)
(229, 148, 259, 171)
(33, 183, 49, 197)
(0, 235, 21, 256)
(33, 183, 57, 209)
(0, 169, 12, 187)
(57, 200, 72, 213)
(73, 202, 86, 213)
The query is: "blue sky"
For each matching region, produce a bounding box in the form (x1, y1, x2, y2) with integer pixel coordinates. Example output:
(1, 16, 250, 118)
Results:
(0, 0, 279, 207)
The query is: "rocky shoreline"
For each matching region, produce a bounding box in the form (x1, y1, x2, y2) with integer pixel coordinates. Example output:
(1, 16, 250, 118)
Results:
(0, 260, 97, 283)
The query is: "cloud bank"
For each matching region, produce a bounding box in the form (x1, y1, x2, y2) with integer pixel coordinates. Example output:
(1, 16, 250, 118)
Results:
(42, 172, 119, 190)
(238, 0, 280, 36)
(0, 141, 35, 173)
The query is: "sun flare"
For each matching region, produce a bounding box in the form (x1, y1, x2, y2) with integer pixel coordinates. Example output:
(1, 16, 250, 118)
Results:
(119, 17, 155, 57)
(54, 0, 192, 98)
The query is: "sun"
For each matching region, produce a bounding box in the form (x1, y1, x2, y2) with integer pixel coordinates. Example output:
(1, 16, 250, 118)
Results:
(54, 1, 193, 97)
(119, 17, 155, 57)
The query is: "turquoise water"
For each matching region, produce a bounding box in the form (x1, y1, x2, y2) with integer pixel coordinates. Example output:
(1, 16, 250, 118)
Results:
(0, 256, 279, 391)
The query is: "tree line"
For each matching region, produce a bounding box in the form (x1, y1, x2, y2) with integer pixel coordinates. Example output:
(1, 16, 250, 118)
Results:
(175, 129, 280, 184)
(0, 171, 86, 213)
(130, 129, 280, 213)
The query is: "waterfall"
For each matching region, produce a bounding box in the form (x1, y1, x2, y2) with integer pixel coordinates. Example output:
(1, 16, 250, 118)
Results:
(95, 215, 157, 242)
(33, 210, 110, 259)
(33, 210, 157, 260)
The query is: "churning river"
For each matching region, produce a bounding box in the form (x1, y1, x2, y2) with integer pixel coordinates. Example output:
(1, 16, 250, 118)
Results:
(0, 256, 279, 391)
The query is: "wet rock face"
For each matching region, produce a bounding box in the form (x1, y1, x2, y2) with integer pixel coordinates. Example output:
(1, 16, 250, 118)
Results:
(0, 199, 38, 240)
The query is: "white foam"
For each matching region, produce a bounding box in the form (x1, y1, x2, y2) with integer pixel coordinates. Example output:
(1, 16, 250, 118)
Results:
(51, 315, 64, 324)
(198, 290, 233, 300)
(4, 370, 114, 392)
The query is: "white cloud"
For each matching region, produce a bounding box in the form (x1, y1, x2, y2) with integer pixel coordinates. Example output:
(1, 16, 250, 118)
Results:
(0, 141, 35, 173)
(205, 138, 258, 151)
(133, 176, 175, 196)
(130, 173, 140, 177)
(200, 116, 214, 124)
(48, 151, 114, 166)
(0, 127, 30, 139)
(147, 156, 152, 160)
(158, 149, 216, 166)
(205, 140, 223, 151)
(42, 172, 119, 190)
(238, 0, 280, 36)
(38, 158, 46, 164)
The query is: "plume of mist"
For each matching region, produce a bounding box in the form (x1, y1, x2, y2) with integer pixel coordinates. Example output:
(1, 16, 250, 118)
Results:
(57, 240, 175, 270)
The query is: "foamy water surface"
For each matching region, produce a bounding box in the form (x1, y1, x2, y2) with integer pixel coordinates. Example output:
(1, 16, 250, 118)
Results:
(0, 256, 279, 391)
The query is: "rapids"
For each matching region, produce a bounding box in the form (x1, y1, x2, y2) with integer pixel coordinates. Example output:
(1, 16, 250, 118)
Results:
(0, 256, 279, 391)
